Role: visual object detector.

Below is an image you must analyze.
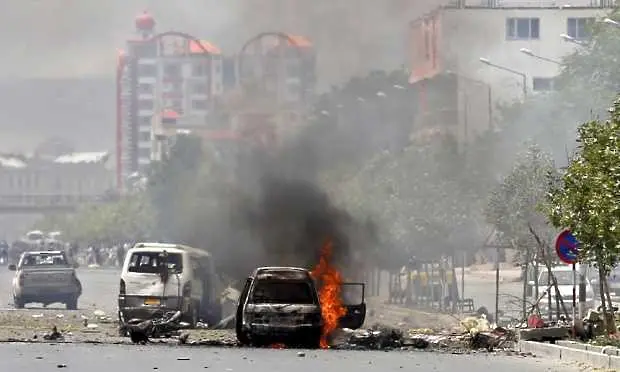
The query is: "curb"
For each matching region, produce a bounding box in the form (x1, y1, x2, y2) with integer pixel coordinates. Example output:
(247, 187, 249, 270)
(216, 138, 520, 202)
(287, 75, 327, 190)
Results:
(518, 340, 620, 370)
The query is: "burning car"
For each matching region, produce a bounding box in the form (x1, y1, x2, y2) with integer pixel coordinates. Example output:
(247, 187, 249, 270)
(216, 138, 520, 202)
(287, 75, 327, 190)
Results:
(235, 266, 365, 348)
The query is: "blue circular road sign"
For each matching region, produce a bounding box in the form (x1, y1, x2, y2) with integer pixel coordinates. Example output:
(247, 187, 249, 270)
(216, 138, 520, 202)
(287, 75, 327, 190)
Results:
(555, 229, 579, 265)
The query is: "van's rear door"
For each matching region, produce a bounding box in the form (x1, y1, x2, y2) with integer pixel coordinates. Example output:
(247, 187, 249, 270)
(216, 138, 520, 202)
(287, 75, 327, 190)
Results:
(338, 282, 365, 329)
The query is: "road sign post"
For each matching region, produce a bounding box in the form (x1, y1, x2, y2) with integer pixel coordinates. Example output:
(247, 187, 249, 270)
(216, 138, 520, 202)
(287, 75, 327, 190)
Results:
(555, 229, 581, 322)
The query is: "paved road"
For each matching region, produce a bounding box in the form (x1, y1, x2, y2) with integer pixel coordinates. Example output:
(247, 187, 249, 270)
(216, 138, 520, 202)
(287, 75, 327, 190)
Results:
(0, 343, 586, 372)
(0, 266, 524, 318)
(0, 266, 120, 313)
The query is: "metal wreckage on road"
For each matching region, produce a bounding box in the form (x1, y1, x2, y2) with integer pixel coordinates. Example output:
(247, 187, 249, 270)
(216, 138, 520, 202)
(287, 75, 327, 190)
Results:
(234, 266, 366, 348)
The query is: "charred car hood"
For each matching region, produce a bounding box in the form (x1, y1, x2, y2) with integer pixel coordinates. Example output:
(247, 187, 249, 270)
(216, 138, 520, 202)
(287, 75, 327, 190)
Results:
(245, 303, 319, 315)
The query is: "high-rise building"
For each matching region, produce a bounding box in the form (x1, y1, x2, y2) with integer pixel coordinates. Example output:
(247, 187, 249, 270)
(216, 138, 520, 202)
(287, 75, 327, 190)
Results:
(116, 11, 223, 191)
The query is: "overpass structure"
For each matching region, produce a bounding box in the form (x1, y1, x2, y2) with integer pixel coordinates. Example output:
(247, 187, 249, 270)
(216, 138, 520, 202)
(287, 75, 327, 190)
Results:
(0, 194, 109, 214)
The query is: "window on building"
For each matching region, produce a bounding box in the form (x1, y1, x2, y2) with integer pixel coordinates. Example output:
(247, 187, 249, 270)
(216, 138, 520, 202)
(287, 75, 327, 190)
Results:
(138, 83, 154, 95)
(286, 62, 301, 77)
(164, 63, 181, 77)
(139, 131, 151, 142)
(192, 82, 209, 94)
(532, 77, 556, 92)
(191, 100, 208, 110)
(138, 64, 157, 77)
(192, 62, 207, 77)
(132, 42, 158, 58)
(567, 17, 593, 40)
(506, 18, 540, 40)
(138, 99, 153, 110)
(171, 100, 183, 113)
(139, 116, 152, 127)
(286, 82, 301, 100)
(138, 148, 151, 159)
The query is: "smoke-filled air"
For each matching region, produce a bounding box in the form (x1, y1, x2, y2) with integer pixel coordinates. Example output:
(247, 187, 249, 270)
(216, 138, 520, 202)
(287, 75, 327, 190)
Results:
(5, 1, 620, 349)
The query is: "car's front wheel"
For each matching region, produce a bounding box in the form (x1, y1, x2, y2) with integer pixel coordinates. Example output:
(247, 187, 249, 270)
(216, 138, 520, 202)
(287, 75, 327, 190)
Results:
(66, 296, 78, 310)
(13, 297, 24, 309)
(183, 301, 199, 328)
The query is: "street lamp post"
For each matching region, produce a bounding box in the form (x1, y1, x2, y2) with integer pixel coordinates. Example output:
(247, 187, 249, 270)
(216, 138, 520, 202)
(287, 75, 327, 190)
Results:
(560, 33, 586, 46)
(479, 57, 528, 99)
(603, 17, 620, 28)
(519, 48, 562, 65)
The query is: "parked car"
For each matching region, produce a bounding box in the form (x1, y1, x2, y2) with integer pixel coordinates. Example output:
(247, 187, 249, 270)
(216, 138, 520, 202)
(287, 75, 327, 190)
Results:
(528, 265, 595, 316)
(9, 250, 82, 309)
(235, 266, 365, 348)
(118, 243, 222, 329)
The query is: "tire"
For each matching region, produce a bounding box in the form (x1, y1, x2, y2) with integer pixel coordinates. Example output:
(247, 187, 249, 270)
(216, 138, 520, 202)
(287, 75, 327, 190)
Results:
(299, 330, 321, 349)
(13, 297, 24, 309)
(183, 301, 199, 328)
(205, 303, 223, 326)
(66, 296, 78, 310)
(235, 314, 251, 346)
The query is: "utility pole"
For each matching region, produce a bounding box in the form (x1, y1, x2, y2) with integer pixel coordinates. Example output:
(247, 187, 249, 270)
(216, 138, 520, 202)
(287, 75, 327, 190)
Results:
(484, 229, 512, 325)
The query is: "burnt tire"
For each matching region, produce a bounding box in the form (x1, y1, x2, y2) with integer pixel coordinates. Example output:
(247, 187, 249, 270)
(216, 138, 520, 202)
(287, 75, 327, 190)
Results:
(298, 330, 321, 349)
(183, 301, 199, 328)
(13, 297, 24, 309)
(66, 297, 78, 310)
(237, 330, 251, 346)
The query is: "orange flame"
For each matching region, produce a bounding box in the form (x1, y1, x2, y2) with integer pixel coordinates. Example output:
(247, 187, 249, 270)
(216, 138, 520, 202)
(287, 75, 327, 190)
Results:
(269, 343, 286, 349)
(310, 240, 347, 349)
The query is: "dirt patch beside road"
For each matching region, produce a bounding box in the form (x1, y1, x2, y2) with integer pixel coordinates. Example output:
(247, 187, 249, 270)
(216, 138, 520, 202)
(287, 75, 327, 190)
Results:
(0, 309, 236, 345)
(364, 298, 461, 331)
(0, 298, 461, 346)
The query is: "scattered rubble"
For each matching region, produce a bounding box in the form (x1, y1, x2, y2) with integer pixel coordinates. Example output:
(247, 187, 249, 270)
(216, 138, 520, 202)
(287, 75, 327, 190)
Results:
(331, 317, 516, 352)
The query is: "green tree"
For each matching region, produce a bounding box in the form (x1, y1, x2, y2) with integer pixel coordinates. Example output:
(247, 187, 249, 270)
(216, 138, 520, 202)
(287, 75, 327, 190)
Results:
(146, 133, 205, 241)
(33, 193, 154, 245)
(484, 143, 559, 318)
(485, 143, 558, 260)
(337, 130, 491, 264)
(546, 97, 620, 327)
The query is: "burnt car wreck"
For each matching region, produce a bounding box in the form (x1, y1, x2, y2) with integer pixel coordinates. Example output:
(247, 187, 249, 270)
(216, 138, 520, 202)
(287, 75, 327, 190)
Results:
(235, 267, 366, 348)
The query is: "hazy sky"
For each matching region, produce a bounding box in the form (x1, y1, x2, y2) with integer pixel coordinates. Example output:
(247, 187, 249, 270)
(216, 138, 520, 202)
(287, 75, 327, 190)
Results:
(0, 0, 442, 80)
(0, 0, 444, 152)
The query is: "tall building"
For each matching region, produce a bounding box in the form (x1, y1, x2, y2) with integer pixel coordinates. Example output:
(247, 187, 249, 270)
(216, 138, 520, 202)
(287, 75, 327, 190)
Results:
(116, 11, 224, 191)
(234, 33, 316, 145)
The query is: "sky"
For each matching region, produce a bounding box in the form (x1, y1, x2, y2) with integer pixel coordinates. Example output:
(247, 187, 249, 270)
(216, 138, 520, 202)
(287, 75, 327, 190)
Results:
(0, 0, 443, 152)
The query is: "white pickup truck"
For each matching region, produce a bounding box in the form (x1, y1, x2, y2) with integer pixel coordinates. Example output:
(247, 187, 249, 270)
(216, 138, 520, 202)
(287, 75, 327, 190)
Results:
(9, 250, 82, 309)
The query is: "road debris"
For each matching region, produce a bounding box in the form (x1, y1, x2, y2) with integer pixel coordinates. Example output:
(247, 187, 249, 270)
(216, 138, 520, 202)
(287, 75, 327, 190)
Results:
(123, 310, 189, 344)
(43, 326, 63, 341)
(331, 315, 516, 352)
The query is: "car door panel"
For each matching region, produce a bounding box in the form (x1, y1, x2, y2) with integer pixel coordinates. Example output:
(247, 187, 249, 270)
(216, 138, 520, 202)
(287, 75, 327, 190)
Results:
(339, 282, 365, 329)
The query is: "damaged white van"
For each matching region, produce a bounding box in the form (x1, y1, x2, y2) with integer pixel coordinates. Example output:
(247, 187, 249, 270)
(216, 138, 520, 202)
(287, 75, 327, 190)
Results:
(117, 243, 222, 328)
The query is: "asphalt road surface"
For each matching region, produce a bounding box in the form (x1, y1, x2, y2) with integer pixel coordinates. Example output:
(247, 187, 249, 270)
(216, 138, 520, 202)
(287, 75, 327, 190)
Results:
(0, 267, 120, 313)
(0, 266, 524, 317)
(1, 343, 587, 372)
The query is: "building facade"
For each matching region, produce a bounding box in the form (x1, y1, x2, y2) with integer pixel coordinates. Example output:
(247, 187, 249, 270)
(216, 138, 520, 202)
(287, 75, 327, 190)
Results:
(409, 2, 611, 102)
(407, 1, 612, 145)
(0, 152, 114, 208)
(117, 12, 224, 189)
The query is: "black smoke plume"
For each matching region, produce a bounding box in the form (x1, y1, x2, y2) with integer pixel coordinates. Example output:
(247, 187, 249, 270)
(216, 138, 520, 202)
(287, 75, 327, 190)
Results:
(208, 132, 378, 282)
